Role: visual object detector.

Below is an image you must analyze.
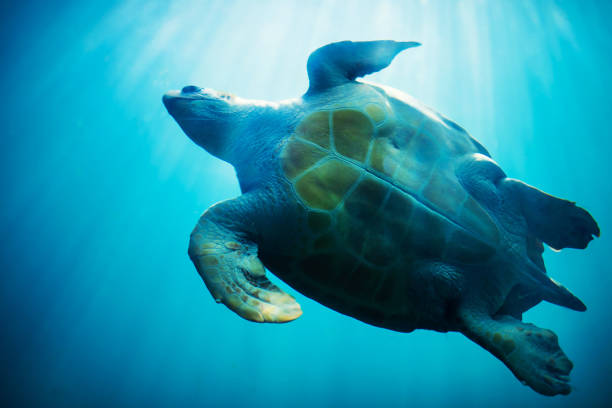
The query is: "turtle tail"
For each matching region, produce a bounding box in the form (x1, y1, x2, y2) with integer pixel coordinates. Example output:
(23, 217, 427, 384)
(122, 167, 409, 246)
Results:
(525, 235, 585, 311)
(505, 260, 586, 316)
(515, 234, 585, 312)
(535, 273, 586, 312)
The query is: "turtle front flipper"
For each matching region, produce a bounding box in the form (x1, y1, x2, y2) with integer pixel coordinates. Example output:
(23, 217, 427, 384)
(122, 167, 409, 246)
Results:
(306, 40, 420, 94)
(188, 195, 302, 323)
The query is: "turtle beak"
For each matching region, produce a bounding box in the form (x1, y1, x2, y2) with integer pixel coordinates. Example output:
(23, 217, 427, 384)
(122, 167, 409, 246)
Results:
(162, 90, 180, 113)
(162, 86, 205, 115)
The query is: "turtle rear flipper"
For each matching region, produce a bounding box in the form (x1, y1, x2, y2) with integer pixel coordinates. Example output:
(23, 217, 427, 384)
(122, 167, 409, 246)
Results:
(189, 195, 302, 323)
(506, 179, 600, 250)
(459, 311, 573, 396)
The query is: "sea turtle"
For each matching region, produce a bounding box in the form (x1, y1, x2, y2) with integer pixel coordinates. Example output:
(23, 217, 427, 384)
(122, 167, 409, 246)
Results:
(162, 40, 599, 396)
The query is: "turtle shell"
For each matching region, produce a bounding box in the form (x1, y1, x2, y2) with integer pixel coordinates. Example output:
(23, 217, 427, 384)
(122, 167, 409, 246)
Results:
(278, 103, 501, 314)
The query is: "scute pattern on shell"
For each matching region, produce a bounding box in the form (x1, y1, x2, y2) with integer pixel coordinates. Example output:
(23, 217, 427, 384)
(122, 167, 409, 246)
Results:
(279, 104, 500, 307)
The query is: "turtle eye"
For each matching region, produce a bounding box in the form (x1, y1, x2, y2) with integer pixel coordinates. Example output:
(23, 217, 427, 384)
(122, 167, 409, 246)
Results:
(182, 85, 201, 93)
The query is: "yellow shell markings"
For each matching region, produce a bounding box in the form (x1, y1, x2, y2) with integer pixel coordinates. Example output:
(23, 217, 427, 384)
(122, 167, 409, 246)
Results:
(365, 101, 397, 139)
(332, 109, 373, 162)
(294, 110, 330, 148)
(365, 103, 386, 124)
(294, 158, 361, 211)
(282, 107, 400, 272)
(280, 105, 499, 268)
(281, 139, 328, 180)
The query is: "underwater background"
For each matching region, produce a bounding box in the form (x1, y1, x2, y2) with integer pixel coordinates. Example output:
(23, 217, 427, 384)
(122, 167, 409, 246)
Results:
(1, 0, 610, 406)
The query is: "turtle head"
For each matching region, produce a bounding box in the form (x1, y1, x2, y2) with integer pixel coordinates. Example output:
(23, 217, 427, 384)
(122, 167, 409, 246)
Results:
(163, 85, 240, 162)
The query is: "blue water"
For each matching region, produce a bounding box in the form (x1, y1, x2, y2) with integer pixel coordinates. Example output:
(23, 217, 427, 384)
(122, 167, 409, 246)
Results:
(1, 1, 610, 406)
